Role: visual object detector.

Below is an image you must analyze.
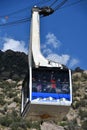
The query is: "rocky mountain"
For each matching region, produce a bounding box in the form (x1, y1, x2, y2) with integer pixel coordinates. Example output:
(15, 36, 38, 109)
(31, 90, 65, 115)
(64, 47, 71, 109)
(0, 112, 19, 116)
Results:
(0, 50, 28, 80)
(0, 50, 87, 130)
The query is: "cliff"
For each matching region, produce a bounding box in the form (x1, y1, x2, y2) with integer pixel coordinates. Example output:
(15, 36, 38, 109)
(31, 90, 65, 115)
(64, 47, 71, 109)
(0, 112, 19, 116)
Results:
(0, 50, 28, 80)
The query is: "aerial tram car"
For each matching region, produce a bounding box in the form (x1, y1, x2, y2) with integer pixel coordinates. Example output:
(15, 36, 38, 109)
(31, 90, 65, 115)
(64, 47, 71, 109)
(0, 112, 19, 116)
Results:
(21, 6, 72, 120)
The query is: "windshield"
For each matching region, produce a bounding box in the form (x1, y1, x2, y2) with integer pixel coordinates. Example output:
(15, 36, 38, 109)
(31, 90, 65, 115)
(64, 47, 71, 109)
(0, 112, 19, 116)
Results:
(32, 68, 70, 94)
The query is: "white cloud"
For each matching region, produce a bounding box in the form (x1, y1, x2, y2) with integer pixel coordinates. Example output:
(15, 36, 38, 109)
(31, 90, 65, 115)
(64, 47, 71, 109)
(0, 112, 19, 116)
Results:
(0, 18, 7, 24)
(47, 53, 70, 65)
(41, 33, 61, 55)
(41, 32, 79, 68)
(42, 33, 70, 65)
(46, 33, 61, 48)
(2, 38, 28, 54)
(69, 58, 79, 68)
(43, 48, 52, 55)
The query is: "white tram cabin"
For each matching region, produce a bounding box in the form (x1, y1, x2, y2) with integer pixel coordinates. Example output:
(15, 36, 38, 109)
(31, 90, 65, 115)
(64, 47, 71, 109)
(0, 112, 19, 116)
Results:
(21, 6, 72, 120)
(21, 66, 72, 120)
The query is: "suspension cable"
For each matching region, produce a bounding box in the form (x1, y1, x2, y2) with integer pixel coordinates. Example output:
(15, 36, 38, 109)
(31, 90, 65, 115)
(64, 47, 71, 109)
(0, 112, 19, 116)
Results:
(0, 17, 31, 27)
(49, 0, 58, 7)
(0, 0, 86, 27)
(53, 0, 67, 11)
(0, 0, 51, 18)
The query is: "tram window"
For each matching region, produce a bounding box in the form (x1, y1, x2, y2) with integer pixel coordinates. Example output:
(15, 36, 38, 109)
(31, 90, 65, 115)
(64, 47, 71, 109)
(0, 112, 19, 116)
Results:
(32, 68, 70, 94)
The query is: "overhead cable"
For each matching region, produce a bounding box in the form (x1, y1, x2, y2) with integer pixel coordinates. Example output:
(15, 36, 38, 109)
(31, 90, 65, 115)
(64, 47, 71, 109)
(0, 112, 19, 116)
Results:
(49, 0, 58, 7)
(0, 0, 51, 18)
(53, 0, 68, 11)
(0, 17, 31, 26)
(58, 0, 87, 10)
(0, 0, 86, 27)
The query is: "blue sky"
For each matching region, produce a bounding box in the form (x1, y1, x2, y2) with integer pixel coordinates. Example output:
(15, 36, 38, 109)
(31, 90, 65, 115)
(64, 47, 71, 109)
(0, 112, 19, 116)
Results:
(0, 0, 87, 70)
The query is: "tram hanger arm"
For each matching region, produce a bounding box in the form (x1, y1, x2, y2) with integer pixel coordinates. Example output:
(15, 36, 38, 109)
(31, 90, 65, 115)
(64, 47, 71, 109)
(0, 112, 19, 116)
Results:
(39, 6, 54, 16)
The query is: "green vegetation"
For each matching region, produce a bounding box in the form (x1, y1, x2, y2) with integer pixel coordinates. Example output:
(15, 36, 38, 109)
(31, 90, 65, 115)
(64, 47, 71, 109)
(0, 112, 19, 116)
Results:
(0, 109, 41, 130)
(0, 96, 6, 105)
(79, 109, 87, 120)
(0, 81, 17, 91)
(66, 119, 77, 130)
(81, 120, 87, 130)
(13, 97, 21, 104)
(81, 72, 87, 81)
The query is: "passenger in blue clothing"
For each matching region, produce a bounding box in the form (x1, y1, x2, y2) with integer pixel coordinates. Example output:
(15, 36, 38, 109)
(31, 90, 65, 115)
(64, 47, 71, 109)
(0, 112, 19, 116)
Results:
(56, 78, 61, 89)
(62, 78, 69, 93)
(56, 78, 62, 93)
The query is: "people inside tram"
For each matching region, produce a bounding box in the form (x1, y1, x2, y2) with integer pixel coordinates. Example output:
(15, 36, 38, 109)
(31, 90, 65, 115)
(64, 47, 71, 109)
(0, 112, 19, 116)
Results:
(62, 78, 69, 93)
(42, 77, 48, 92)
(50, 76, 56, 93)
(51, 77, 56, 88)
(32, 70, 70, 94)
(56, 78, 61, 89)
(46, 83, 52, 92)
(37, 79, 42, 92)
(56, 78, 62, 93)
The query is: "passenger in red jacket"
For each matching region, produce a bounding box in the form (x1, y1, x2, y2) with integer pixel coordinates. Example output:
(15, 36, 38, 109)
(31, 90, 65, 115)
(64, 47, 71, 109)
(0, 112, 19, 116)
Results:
(50, 77, 56, 93)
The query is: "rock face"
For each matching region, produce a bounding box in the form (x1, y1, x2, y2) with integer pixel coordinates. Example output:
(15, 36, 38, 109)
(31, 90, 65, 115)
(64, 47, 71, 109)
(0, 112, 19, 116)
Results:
(83, 70, 87, 74)
(40, 122, 64, 130)
(0, 50, 28, 80)
(8, 102, 17, 108)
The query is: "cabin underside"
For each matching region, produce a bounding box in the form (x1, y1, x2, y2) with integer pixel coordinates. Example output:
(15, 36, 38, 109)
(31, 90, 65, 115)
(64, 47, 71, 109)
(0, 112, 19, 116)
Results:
(22, 102, 70, 121)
